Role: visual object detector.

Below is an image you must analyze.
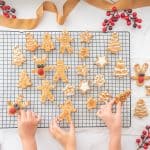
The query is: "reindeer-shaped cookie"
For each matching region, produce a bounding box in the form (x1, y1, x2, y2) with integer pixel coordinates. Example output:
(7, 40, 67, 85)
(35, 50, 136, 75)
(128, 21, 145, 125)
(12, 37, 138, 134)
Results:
(37, 80, 55, 103)
(7, 95, 30, 115)
(52, 59, 69, 83)
(131, 63, 150, 86)
(57, 31, 73, 54)
(32, 55, 52, 78)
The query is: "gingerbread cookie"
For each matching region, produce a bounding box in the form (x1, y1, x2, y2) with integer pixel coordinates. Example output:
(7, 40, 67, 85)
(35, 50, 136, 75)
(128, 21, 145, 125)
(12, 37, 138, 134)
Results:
(131, 63, 150, 86)
(58, 99, 76, 123)
(12, 46, 26, 66)
(145, 85, 150, 96)
(37, 80, 55, 103)
(98, 91, 112, 103)
(7, 95, 30, 115)
(79, 80, 90, 94)
(63, 84, 75, 97)
(86, 97, 97, 110)
(94, 74, 105, 87)
(18, 70, 32, 89)
(94, 56, 108, 68)
(79, 47, 89, 60)
(25, 33, 39, 52)
(114, 89, 131, 104)
(41, 32, 55, 52)
(32, 55, 52, 78)
(80, 31, 93, 43)
(76, 65, 88, 76)
(52, 59, 69, 83)
(107, 32, 122, 54)
(114, 59, 128, 78)
(134, 99, 149, 118)
(57, 31, 73, 54)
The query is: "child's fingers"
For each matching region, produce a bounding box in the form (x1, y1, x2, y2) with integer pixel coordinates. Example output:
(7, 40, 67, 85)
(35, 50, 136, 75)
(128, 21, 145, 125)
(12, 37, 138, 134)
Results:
(96, 109, 102, 117)
(107, 99, 115, 109)
(20, 110, 26, 120)
(69, 120, 75, 133)
(116, 102, 122, 115)
(27, 110, 32, 120)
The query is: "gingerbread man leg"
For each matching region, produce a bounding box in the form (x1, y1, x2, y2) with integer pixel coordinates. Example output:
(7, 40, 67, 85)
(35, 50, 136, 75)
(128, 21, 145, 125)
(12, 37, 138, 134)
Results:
(60, 46, 65, 54)
(66, 45, 72, 53)
(47, 93, 55, 101)
(53, 73, 60, 82)
(61, 73, 68, 83)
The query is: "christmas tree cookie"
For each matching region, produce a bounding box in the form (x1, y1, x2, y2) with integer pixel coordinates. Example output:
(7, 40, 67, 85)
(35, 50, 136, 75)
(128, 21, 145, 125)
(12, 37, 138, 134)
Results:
(25, 33, 38, 52)
(37, 80, 55, 104)
(41, 32, 55, 52)
(80, 31, 93, 43)
(79, 47, 89, 60)
(12, 46, 26, 67)
(134, 99, 149, 118)
(57, 31, 73, 54)
(7, 95, 30, 115)
(107, 32, 122, 54)
(18, 70, 32, 89)
(114, 59, 128, 78)
(58, 99, 76, 123)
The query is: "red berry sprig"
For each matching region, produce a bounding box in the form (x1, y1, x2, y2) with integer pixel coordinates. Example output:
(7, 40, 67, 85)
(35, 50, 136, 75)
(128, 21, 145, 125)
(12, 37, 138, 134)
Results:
(102, 7, 120, 32)
(136, 125, 150, 150)
(102, 7, 142, 32)
(121, 9, 142, 29)
(0, 0, 16, 18)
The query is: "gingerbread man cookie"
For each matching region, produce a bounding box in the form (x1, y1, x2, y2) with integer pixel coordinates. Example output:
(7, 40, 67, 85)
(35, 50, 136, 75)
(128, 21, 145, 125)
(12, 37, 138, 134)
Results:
(58, 99, 77, 123)
(12, 46, 26, 67)
(57, 31, 73, 54)
(131, 63, 150, 86)
(80, 31, 93, 43)
(79, 47, 89, 60)
(76, 65, 89, 76)
(52, 59, 69, 83)
(41, 32, 55, 52)
(18, 70, 32, 89)
(25, 33, 39, 52)
(37, 80, 55, 103)
(7, 95, 30, 115)
(86, 97, 97, 110)
(32, 55, 52, 78)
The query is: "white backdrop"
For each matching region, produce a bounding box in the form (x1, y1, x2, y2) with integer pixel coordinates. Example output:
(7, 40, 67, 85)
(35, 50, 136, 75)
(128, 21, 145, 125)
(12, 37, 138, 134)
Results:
(0, 1, 150, 150)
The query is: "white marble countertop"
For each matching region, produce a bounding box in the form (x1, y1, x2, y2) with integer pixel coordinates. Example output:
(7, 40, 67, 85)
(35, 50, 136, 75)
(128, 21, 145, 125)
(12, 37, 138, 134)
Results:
(0, 1, 150, 150)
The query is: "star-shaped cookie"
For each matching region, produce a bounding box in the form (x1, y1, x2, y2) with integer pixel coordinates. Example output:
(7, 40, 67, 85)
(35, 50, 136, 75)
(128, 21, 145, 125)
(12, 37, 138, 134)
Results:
(79, 80, 90, 94)
(94, 56, 108, 68)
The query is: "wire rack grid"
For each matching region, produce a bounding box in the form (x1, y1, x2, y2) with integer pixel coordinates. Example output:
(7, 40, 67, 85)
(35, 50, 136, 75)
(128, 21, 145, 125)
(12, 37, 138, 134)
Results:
(0, 31, 131, 128)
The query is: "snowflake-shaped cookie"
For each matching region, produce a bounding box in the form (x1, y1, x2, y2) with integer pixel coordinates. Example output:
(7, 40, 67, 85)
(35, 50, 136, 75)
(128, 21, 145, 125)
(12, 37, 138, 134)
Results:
(94, 56, 108, 68)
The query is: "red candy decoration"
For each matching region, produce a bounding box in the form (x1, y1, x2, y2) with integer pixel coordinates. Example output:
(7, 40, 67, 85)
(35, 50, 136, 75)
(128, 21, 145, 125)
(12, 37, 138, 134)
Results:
(136, 125, 150, 150)
(102, 7, 142, 32)
(37, 68, 44, 76)
(8, 107, 16, 114)
(0, 0, 16, 18)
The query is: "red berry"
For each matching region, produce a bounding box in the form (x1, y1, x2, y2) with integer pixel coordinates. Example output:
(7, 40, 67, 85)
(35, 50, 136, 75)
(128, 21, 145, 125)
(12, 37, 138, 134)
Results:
(143, 130, 147, 135)
(137, 19, 142, 23)
(3, 13, 10, 18)
(137, 25, 141, 29)
(141, 135, 145, 139)
(128, 9, 132, 13)
(37, 68, 44, 76)
(121, 13, 125, 18)
(5, 5, 10, 10)
(143, 145, 148, 149)
(148, 133, 150, 138)
(102, 27, 107, 32)
(104, 19, 108, 23)
(116, 14, 120, 19)
(112, 6, 117, 11)
(127, 21, 131, 26)
(106, 11, 111, 16)
(102, 22, 106, 26)
(9, 107, 16, 114)
(136, 139, 141, 144)
(133, 12, 137, 17)
(110, 21, 115, 26)
(12, 15, 16, 19)
(146, 125, 150, 130)
(125, 16, 129, 20)
(108, 26, 112, 30)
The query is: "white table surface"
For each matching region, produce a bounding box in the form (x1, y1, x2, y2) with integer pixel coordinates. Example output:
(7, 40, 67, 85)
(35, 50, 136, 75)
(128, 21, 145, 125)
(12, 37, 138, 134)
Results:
(0, 1, 150, 150)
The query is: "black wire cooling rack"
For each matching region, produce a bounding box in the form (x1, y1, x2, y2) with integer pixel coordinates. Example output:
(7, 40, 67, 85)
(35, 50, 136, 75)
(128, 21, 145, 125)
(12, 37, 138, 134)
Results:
(0, 31, 131, 128)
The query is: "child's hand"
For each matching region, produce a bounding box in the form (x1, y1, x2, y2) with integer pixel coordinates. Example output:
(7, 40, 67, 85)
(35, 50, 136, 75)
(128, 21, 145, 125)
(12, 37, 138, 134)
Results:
(97, 100, 122, 135)
(49, 118, 76, 150)
(18, 110, 41, 141)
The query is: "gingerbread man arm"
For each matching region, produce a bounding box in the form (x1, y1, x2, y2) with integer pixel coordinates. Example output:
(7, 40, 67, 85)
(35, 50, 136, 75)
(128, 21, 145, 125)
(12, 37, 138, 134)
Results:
(44, 65, 53, 71)
(131, 76, 138, 80)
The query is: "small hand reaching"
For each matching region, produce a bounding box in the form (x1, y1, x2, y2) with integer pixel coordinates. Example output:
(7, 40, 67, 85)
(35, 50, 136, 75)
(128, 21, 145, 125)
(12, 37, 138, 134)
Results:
(49, 118, 76, 150)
